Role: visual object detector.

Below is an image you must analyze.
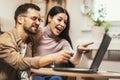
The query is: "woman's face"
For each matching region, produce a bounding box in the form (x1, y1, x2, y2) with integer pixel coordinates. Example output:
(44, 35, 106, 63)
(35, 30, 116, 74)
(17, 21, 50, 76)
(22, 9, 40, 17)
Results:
(48, 13, 68, 36)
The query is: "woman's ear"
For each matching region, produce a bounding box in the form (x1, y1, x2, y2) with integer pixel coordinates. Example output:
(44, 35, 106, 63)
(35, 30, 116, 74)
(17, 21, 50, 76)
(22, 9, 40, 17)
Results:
(48, 15, 52, 23)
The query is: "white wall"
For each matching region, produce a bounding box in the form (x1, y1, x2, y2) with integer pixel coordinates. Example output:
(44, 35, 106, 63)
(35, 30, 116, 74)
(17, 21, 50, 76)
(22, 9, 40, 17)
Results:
(67, 0, 82, 46)
(0, 0, 29, 31)
(67, 0, 94, 48)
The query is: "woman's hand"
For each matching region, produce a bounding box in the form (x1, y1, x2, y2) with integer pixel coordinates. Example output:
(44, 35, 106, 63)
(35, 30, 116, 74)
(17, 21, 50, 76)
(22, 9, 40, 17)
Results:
(77, 42, 94, 54)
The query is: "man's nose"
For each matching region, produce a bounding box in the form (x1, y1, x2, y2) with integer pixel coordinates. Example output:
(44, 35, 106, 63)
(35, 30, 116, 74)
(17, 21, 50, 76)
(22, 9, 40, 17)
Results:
(36, 19, 41, 25)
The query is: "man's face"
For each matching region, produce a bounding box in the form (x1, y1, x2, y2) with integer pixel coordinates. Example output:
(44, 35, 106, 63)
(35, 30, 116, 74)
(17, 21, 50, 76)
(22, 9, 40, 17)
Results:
(22, 8, 42, 35)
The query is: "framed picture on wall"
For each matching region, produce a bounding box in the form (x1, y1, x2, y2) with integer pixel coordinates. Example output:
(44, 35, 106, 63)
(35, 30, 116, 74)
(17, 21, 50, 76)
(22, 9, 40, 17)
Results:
(31, 0, 47, 18)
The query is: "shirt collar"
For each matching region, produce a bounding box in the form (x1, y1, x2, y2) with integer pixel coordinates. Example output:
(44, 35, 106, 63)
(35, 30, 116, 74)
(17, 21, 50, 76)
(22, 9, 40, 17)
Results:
(10, 28, 22, 47)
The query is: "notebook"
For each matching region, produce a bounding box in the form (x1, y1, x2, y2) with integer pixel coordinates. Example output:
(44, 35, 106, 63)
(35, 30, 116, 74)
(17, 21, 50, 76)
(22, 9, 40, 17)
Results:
(53, 33, 111, 73)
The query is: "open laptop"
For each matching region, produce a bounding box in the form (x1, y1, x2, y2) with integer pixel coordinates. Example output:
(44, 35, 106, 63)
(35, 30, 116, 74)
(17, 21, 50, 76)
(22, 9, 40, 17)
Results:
(53, 33, 111, 73)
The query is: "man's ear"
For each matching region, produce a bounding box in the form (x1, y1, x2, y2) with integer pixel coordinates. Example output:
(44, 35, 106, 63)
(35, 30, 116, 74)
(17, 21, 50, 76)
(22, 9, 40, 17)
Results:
(17, 15, 24, 24)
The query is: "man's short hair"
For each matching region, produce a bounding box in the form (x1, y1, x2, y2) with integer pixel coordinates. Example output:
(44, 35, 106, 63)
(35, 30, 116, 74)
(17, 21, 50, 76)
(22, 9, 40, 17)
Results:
(14, 3, 40, 23)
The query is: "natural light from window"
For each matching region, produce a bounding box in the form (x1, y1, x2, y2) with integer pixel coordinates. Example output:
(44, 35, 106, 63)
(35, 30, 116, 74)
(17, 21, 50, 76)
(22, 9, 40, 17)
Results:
(94, 0, 120, 21)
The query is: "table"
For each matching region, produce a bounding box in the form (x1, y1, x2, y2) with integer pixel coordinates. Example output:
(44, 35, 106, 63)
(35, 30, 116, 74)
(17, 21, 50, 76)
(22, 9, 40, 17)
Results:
(31, 68, 120, 80)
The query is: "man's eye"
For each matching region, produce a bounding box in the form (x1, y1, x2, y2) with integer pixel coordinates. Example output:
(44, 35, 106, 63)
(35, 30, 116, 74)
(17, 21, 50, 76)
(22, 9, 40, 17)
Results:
(32, 17, 37, 21)
(58, 19, 62, 22)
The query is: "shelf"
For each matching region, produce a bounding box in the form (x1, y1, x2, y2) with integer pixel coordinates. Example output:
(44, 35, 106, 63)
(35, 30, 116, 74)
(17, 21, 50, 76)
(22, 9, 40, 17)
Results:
(30, 0, 66, 17)
(30, 0, 67, 27)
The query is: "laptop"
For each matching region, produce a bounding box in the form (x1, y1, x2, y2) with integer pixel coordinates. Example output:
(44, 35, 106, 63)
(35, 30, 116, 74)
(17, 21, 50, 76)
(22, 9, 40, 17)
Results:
(53, 33, 111, 73)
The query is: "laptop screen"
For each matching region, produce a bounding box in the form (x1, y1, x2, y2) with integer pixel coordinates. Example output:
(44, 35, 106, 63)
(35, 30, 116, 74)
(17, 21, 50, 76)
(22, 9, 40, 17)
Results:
(90, 33, 111, 71)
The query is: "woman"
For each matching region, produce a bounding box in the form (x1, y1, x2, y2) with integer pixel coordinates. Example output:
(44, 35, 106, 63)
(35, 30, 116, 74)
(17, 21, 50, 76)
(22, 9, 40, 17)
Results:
(31, 6, 93, 80)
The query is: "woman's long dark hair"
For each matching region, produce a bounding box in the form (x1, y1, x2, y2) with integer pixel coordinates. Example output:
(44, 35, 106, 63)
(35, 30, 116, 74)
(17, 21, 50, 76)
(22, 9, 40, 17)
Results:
(45, 6, 73, 48)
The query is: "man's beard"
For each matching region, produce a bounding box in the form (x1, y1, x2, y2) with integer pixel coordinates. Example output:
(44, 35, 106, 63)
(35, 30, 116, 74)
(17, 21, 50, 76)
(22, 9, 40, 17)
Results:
(24, 26, 38, 35)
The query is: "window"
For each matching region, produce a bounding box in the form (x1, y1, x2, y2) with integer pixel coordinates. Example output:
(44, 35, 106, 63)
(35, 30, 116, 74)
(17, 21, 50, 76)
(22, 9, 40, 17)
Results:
(94, 0, 120, 21)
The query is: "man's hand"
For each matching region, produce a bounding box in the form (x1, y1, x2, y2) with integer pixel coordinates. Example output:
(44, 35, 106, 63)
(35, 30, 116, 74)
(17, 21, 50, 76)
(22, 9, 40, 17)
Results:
(77, 42, 94, 54)
(38, 50, 73, 67)
(52, 50, 73, 63)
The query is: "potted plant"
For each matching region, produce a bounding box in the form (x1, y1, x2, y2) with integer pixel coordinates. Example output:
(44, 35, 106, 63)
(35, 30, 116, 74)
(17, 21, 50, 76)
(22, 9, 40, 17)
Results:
(87, 6, 110, 32)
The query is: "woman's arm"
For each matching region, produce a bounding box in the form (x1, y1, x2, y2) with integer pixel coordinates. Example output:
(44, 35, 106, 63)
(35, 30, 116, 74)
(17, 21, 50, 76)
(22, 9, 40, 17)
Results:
(71, 42, 94, 65)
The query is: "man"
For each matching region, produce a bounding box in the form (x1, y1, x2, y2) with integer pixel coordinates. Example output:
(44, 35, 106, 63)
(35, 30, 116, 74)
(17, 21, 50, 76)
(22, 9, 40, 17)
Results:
(0, 3, 73, 80)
